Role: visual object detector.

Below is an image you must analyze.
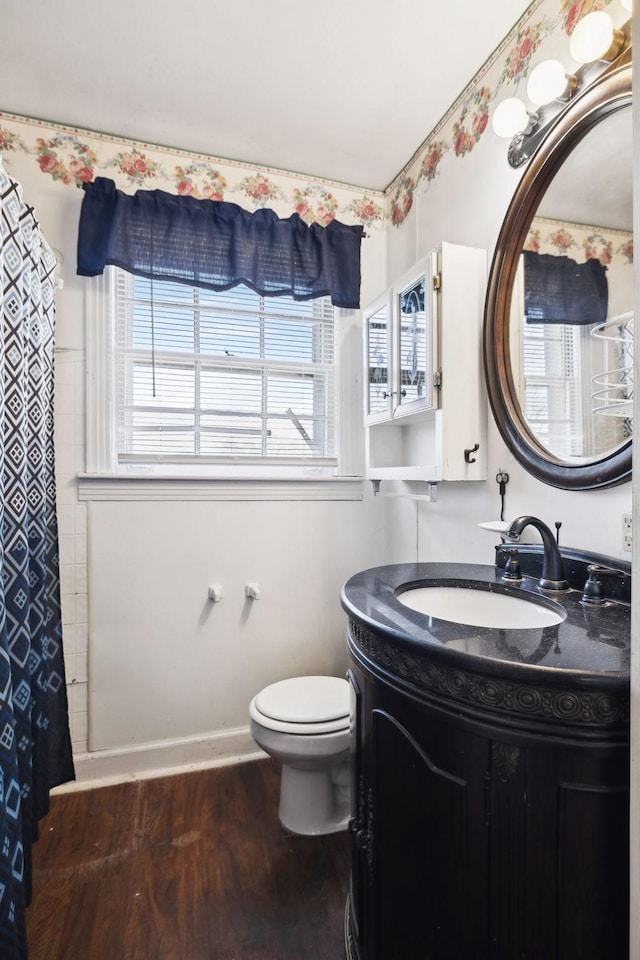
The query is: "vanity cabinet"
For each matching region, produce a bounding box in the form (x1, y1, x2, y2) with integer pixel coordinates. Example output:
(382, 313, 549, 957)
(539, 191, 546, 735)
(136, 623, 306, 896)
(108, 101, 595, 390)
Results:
(347, 647, 629, 960)
(364, 243, 487, 482)
(342, 560, 630, 960)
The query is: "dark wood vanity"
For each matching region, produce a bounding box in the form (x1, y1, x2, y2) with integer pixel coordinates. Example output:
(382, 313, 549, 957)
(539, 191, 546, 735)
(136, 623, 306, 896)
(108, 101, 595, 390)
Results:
(342, 550, 630, 960)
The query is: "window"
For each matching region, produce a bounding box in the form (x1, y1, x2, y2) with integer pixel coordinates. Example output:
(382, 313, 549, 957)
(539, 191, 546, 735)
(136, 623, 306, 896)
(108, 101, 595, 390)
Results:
(522, 321, 583, 458)
(114, 270, 337, 463)
(84, 269, 363, 494)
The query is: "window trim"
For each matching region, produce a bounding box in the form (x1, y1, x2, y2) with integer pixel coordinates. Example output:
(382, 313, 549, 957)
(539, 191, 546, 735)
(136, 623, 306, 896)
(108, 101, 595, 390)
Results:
(82, 271, 364, 501)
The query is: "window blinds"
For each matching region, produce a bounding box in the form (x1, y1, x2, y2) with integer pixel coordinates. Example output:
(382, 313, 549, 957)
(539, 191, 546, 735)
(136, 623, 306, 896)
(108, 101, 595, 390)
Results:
(113, 271, 337, 463)
(522, 321, 582, 457)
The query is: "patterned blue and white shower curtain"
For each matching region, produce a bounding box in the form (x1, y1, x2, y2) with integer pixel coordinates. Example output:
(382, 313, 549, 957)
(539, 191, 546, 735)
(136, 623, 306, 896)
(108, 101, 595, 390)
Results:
(0, 166, 74, 958)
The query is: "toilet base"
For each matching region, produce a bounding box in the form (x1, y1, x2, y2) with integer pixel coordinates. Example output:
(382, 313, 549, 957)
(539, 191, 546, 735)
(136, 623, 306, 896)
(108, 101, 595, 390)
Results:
(279, 763, 350, 836)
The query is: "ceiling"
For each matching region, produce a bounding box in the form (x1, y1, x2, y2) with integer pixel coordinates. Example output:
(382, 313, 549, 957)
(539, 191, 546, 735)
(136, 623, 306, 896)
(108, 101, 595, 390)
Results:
(539, 107, 633, 232)
(1, 0, 533, 191)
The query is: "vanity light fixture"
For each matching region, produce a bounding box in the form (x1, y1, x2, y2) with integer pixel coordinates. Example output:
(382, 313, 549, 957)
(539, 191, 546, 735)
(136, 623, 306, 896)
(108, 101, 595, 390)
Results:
(526, 60, 578, 106)
(495, 13, 631, 167)
(491, 97, 536, 138)
(569, 11, 625, 63)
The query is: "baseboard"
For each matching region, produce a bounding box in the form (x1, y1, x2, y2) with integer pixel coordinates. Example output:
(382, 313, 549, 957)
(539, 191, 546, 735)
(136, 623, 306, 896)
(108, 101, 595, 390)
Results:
(54, 725, 266, 793)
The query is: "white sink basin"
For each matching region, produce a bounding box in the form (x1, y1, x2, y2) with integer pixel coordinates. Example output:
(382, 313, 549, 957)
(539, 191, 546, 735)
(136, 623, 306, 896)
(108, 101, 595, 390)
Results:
(397, 584, 565, 629)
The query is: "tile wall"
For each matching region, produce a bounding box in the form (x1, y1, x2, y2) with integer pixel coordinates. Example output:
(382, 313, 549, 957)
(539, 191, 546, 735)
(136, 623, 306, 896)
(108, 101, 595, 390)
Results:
(54, 348, 88, 754)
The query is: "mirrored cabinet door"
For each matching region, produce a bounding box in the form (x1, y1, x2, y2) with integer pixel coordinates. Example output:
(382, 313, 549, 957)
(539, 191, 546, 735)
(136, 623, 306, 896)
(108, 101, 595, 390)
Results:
(394, 264, 434, 415)
(364, 292, 393, 420)
(364, 258, 436, 426)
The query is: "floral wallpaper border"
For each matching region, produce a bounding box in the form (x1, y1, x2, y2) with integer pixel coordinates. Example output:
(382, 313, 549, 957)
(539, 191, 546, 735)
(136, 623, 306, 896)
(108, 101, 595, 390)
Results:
(0, 115, 385, 230)
(0, 0, 626, 232)
(386, 0, 624, 226)
(526, 217, 633, 265)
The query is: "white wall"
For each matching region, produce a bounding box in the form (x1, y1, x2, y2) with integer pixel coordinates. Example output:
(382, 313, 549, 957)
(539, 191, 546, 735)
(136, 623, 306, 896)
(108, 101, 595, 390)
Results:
(88, 498, 386, 750)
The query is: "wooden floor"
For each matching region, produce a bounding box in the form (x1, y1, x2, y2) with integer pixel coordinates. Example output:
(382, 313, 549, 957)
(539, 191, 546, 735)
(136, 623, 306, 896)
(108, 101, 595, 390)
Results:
(26, 759, 351, 960)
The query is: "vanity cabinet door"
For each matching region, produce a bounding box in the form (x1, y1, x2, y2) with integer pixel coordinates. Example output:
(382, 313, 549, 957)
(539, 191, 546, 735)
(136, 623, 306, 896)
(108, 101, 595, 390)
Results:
(521, 743, 629, 960)
(359, 680, 490, 960)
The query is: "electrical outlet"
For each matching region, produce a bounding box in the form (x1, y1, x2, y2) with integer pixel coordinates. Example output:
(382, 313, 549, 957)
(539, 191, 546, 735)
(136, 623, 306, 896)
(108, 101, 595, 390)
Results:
(623, 513, 632, 552)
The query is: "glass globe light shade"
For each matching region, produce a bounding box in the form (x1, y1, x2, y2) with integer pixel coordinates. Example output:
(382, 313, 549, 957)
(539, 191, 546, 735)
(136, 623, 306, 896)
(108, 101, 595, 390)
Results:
(569, 12, 616, 62)
(492, 98, 530, 138)
(620, 0, 631, 11)
(527, 60, 569, 105)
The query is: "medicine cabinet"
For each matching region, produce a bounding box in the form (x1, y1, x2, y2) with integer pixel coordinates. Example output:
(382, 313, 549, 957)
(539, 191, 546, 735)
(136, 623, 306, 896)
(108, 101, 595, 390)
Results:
(363, 242, 487, 482)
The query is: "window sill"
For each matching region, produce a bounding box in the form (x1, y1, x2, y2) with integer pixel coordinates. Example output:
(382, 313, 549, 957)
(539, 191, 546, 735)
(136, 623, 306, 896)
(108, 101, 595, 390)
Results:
(76, 474, 365, 502)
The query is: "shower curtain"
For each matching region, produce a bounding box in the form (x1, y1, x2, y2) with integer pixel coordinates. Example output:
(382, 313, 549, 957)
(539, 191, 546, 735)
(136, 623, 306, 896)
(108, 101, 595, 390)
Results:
(0, 164, 74, 958)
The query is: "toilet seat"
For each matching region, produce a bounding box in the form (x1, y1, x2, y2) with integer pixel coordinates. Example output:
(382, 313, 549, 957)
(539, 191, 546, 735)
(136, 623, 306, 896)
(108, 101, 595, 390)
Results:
(250, 676, 350, 735)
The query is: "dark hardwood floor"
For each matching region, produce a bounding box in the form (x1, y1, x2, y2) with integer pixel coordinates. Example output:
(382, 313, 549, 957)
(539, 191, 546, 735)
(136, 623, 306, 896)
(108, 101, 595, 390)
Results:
(26, 759, 350, 960)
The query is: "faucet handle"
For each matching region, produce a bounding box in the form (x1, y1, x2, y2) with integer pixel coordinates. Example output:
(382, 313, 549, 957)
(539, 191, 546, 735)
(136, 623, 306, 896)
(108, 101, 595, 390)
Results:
(581, 565, 606, 606)
(502, 547, 522, 582)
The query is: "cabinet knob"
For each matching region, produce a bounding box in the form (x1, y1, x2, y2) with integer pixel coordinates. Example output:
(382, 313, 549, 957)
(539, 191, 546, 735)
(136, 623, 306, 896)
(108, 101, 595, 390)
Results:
(349, 817, 372, 856)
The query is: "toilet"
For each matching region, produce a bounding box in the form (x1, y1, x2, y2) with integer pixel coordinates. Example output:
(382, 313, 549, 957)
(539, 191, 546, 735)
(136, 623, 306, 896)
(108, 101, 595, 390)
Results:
(249, 675, 351, 836)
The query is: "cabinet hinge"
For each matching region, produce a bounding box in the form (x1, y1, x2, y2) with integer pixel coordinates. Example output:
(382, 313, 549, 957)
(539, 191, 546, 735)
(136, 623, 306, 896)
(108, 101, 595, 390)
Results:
(432, 273, 441, 291)
(433, 369, 442, 389)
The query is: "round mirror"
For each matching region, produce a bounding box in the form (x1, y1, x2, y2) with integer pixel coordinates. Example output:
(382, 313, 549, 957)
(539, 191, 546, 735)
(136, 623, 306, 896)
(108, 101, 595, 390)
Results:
(484, 59, 632, 489)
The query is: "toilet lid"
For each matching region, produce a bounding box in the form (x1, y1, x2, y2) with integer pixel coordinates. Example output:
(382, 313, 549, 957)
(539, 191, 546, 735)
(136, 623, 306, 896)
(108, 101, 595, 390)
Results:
(254, 676, 349, 725)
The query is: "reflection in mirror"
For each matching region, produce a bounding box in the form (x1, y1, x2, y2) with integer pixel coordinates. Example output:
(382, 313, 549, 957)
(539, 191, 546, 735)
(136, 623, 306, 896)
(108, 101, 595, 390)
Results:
(509, 106, 632, 462)
(398, 277, 427, 405)
(366, 298, 390, 417)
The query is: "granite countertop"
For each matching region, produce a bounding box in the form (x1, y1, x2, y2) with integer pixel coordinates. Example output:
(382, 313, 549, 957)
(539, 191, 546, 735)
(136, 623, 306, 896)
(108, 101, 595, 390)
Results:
(341, 560, 630, 686)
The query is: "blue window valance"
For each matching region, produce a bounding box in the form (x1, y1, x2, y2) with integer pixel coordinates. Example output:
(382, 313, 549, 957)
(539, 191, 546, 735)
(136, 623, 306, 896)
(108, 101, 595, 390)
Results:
(77, 177, 364, 308)
(523, 250, 608, 325)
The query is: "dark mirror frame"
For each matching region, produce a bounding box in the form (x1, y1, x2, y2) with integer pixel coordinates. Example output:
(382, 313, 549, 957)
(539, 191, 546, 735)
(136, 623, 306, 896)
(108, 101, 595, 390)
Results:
(484, 55, 632, 490)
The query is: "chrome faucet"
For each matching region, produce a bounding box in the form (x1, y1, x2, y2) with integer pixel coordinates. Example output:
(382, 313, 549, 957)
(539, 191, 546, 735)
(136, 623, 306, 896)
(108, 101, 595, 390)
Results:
(506, 515, 569, 591)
